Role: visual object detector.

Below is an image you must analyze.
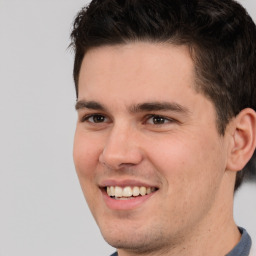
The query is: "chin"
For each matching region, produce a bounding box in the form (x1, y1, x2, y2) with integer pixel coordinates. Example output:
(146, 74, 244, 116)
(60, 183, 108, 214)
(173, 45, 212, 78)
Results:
(102, 233, 153, 253)
(99, 220, 170, 254)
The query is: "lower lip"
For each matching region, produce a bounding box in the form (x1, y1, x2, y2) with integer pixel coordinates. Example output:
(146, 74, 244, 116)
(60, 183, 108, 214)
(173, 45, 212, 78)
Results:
(101, 189, 156, 210)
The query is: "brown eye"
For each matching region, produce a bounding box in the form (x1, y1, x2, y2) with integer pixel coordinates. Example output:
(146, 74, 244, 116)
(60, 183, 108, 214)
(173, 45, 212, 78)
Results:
(146, 115, 171, 125)
(91, 115, 105, 123)
(152, 116, 166, 124)
(83, 114, 109, 123)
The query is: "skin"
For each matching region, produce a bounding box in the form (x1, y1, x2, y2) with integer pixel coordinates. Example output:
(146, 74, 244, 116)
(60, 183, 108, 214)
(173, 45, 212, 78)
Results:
(73, 42, 246, 256)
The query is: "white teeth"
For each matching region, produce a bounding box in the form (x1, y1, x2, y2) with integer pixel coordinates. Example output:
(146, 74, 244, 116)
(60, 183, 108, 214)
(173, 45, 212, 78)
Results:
(146, 187, 152, 195)
(106, 186, 157, 198)
(115, 186, 123, 197)
(132, 186, 140, 196)
(122, 187, 133, 197)
(140, 187, 146, 196)
(107, 186, 111, 196)
(110, 186, 115, 196)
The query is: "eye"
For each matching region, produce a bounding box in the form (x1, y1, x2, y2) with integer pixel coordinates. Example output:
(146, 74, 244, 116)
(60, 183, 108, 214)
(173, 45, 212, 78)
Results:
(82, 114, 109, 123)
(146, 115, 173, 125)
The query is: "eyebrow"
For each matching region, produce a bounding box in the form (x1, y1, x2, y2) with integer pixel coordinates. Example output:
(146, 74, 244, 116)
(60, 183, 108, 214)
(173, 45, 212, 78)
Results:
(75, 100, 106, 111)
(75, 100, 189, 115)
(129, 102, 190, 114)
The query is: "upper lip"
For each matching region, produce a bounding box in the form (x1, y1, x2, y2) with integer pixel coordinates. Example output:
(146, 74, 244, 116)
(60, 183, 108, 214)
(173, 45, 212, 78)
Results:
(99, 179, 159, 188)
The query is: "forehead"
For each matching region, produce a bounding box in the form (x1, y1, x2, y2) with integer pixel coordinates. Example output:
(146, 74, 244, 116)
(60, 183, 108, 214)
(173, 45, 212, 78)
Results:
(78, 42, 197, 104)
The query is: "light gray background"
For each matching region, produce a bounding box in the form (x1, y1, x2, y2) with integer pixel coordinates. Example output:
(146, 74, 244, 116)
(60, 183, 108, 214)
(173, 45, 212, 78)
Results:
(0, 0, 255, 255)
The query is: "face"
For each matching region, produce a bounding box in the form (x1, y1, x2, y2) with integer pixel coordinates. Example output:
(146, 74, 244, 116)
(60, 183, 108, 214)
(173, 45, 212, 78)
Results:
(73, 43, 230, 254)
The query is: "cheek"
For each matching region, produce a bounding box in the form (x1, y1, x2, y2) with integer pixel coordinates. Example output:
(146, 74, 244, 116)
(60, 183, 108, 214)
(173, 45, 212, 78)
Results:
(146, 134, 226, 229)
(73, 129, 102, 179)
(148, 132, 225, 193)
(73, 130, 104, 214)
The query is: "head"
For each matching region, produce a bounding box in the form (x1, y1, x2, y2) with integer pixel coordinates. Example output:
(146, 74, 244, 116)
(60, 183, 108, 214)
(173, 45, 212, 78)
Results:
(71, 0, 256, 254)
(71, 0, 256, 191)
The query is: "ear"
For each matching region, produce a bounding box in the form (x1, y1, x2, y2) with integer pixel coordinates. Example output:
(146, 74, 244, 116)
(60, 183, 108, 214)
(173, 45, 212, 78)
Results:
(226, 108, 256, 172)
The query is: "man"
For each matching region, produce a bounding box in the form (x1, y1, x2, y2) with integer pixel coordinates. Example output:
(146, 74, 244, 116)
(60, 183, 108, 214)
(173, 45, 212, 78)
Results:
(70, 0, 256, 255)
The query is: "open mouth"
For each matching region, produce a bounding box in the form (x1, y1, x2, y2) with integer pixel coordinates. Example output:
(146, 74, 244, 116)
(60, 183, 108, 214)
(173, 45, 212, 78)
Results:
(105, 186, 158, 200)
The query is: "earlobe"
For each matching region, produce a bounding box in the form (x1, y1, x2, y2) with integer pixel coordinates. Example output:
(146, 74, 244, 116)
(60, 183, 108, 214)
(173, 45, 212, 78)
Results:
(226, 108, 256, 172)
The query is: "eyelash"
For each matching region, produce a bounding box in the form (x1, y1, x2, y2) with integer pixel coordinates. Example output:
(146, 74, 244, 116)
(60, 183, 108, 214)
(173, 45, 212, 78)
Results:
(144, 114, 175, 125)
(81, 114, 109, 123)
(81, 113, 175, 125)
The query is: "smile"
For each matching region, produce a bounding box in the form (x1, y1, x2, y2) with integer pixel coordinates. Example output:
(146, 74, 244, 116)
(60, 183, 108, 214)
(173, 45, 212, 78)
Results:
(105, 186, 157, 200)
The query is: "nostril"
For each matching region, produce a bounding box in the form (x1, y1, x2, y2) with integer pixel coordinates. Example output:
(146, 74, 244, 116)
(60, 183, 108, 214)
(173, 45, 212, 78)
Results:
(99, 147, 143, 170)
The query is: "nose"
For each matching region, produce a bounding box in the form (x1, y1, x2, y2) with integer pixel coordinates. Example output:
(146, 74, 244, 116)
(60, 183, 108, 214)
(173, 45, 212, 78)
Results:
(99, 124, 143, 170)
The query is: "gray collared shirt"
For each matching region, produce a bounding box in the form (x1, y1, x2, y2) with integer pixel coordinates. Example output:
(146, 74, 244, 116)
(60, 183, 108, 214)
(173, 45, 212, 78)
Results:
(226, 227, 252, 256)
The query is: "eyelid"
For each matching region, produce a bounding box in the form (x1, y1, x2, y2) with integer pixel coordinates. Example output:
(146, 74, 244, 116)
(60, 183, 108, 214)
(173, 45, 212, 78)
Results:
(80, 113, 110, 123)
(79, 113, 178, 126)
(143, 114, 176, 125)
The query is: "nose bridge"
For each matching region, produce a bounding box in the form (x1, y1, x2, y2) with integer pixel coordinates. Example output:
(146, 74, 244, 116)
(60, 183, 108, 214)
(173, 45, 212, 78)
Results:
(99, 120, 143, 169)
